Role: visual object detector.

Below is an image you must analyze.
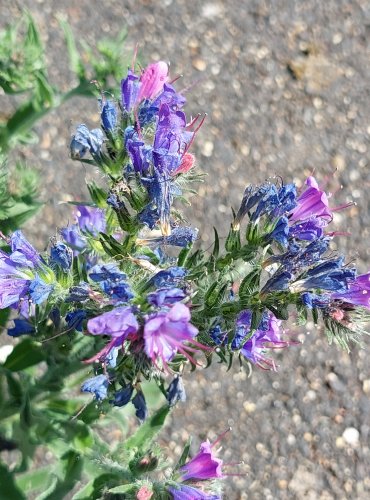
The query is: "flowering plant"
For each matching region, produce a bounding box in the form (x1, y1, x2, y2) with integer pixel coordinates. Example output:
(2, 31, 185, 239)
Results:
(0, 57, 368, 499)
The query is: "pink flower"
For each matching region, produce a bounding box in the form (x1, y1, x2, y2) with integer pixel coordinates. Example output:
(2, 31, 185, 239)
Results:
(137, 61, 169, 102)
(143, 303, 201, 369)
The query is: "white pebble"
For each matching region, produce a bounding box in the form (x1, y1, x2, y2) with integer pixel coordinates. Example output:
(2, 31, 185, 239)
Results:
(342, 427, 360, 446)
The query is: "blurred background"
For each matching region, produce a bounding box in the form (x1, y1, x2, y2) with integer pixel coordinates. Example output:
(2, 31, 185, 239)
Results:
(1, 0, 370, 498)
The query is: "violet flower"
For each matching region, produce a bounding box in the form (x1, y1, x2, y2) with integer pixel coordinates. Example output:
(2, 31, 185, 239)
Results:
(84, 306, 139, 363)
(143, 303, 200, 369)
(240, 312, 289, 370)
(289, 176, 332, 224)
(168, 485, 220, 500)
(330, 272, 370, 308)
(0, 231, 44, 309)
(178, 440, 223, 482)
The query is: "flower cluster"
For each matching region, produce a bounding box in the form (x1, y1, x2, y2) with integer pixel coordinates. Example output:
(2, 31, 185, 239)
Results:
(2, 56, 369, 499)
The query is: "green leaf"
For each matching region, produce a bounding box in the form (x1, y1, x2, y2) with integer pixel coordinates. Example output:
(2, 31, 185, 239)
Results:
(0, 463, 26, 500)
(122, 405, 170, 453)
(16, 466, 54, 494)
(2, 338, 45, 371)
(71, 480, 94, 500)
(87, 182, 108, 208)
(107, 484, 135, 494)
(212, 227, 220, 258)
(0, 307, 10, 328)
(59, 20, 86, 80)
(174, 437, 192, 469)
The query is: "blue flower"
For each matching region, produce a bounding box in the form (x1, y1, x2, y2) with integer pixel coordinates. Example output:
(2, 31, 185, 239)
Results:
(166, 376, 186, 407)
(292, 258, 356, 293)
(301, 292, 330, 309)
(65, 310, 86, 332)
(105, 347, 119, 368)
(89, 264, 134, 302)
(67, 283, 90, 302)
(50, 242, 72, 272)
(209, 325, 227, 346)
(132, 390, 148, 422)
(151, 267, 188, 288)
(100, 99, 117, 132)
(8, 319, 35, 337)
(111, 384, 133, 407)
(261, 271, 292, 293)
(266, 217, 289, 246)
(231, 309, 252, 350)
(81, 374, 109, 401)
(29, 275, 54, 304)
(70, 124, 104, 159)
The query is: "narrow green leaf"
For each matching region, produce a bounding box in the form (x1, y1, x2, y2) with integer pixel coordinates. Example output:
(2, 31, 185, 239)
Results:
(175, 437, 192, 469)
(212, 227, 220, 258)
(3, 338, 45, 371)
(107, 484, 135, 494)
(59, 20, 86, 80)
(122, 405, 170, 453)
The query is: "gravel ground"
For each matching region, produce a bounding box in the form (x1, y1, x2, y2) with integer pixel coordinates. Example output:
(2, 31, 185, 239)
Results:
(1, 0, 370, 498)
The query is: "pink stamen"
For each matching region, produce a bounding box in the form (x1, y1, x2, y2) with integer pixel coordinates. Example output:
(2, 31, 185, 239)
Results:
(169, 74, 183, 84)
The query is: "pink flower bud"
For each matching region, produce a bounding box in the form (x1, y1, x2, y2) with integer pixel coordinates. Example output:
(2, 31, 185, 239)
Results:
(138, 61, 169, 101)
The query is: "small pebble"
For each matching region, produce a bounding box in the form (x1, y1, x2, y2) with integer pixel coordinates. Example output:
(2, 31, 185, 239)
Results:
(342, 427, 360, 447)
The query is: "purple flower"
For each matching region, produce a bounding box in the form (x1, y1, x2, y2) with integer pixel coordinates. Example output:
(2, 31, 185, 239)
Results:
(0, 278, 30, 309)
(84, 306, 139, 363)
(152, 82, 186, 109)
(143, 303, 199, 369)
(330, 272, 370, 308)
(62, 205, 106, 254)
(291, 257, 356, 293)
(147, 288, 186, 307)
(75, 205, 106, 235)
(153, 104, 193, 174)
(168, 485, 220, 500)
(0, 232, 45, 309)
(241, 312, 287, 370)
(10, 231, 41, 267)
(301, 292, 330, 309)
(179, 440, 223, 482)
(209, 325, 227, 346)
(289, 176, 331, 224)
(81, 374, 109, 401)
(266, 217, 289, 246)
(121, 69, 141, 112)
(289, 218, 325, 241)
